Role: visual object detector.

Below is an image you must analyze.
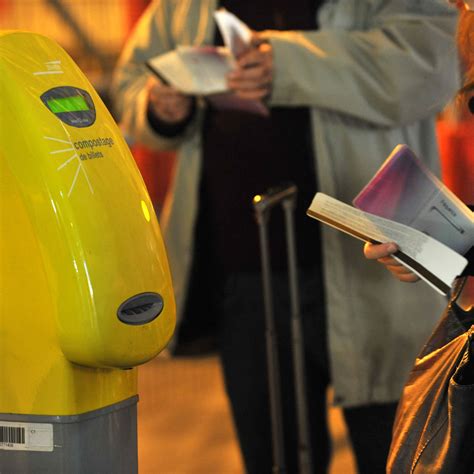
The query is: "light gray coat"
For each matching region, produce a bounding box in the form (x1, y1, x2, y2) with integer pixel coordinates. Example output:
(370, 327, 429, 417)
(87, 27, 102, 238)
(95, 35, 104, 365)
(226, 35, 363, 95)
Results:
(113, 0, 460, 406)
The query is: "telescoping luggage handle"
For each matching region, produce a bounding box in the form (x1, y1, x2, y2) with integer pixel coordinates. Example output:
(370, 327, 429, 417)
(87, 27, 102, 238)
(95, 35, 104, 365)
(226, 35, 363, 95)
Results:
(253, 183, 313, 474)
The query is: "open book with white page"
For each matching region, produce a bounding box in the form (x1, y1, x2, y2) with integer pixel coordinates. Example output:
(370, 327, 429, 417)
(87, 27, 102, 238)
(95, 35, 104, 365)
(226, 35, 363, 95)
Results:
(145, 9, 268, 116)
(307, 145, 473, 295)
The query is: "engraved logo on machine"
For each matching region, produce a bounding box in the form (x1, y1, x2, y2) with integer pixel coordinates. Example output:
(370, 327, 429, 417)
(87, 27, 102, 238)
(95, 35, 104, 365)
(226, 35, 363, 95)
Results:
(33, 60, 64, 76)
(44, 134, 94, 197)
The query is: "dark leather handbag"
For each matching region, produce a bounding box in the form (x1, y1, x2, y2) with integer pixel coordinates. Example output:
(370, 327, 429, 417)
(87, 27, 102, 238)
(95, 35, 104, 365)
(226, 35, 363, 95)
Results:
(387, 277, 474, 474)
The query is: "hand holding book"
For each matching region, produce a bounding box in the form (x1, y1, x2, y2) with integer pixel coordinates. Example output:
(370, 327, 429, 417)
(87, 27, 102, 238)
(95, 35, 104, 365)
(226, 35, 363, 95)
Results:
(147, 77, 194, 125)
(307, 145, 473, 294)
(363, 242, 421, 283)
(227, 40, 273, 102)
(145, 9, 269, 115)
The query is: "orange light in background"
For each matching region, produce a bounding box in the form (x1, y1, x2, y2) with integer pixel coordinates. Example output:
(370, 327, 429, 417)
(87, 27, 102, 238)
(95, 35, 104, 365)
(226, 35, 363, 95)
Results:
(437, 119, 474, 204)
(131, 144, 175, 215)
(126, 0, 151, 33)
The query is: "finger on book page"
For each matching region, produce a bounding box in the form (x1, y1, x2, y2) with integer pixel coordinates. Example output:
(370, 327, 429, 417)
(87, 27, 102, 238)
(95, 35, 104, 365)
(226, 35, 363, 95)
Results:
(364, 242, 398, 260)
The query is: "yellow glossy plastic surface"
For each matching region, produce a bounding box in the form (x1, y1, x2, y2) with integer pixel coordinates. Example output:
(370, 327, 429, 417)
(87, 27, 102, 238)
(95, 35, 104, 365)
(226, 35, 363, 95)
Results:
(0, 31, 175, 415)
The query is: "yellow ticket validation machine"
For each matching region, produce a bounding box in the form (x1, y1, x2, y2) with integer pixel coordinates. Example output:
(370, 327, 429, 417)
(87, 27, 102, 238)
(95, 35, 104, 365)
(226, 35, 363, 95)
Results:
(0, 31, 175, 472)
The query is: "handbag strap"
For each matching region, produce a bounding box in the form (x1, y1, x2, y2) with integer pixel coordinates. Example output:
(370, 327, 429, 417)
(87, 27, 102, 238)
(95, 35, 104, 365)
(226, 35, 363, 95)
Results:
(450, 276, 474, 331)
(451, 276, 468, 304)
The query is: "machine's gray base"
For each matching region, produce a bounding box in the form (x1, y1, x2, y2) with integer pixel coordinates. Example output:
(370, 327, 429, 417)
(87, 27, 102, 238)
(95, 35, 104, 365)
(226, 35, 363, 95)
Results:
(0, 396, 138, 474)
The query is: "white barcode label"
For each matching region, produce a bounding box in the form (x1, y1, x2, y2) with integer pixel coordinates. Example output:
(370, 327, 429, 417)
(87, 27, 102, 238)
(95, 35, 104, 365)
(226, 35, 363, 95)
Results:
(0, 422, 53, 452)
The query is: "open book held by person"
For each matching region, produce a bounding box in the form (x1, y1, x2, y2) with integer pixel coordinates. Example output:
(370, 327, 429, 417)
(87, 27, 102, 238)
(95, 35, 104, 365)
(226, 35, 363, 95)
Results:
(145, 8, 268, 115)
(307, 144, 473, 295)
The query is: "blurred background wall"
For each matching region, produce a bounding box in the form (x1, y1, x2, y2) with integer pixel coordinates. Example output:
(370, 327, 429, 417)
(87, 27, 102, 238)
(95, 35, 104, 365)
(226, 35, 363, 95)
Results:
(0, 0, 147, 106)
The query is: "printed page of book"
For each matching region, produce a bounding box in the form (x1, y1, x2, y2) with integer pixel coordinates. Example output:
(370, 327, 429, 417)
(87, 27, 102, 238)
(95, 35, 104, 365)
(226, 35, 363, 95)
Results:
(214, 8, 252, 58)
(353, 144, 474, 256)
(308, 193, 468, 295)
(146, 46, 234, 95)
(212, 9, 268, 115)
(146, 43, 268, 115)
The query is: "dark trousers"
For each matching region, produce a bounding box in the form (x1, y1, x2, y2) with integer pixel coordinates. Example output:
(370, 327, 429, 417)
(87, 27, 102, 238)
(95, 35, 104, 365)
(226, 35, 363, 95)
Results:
(215, 271, 397, 474)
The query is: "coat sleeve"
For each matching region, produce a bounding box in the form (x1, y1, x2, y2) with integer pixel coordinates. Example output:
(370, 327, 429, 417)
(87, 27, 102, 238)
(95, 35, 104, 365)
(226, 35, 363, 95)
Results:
(111, 0, 201, 151)
(265, 1, 460, 126)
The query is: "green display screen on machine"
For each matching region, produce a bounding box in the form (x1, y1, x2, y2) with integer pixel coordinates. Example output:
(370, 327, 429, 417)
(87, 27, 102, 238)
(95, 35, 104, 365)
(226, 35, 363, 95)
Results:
(41, 86, 96, 127)
(47, 95, 90, 113)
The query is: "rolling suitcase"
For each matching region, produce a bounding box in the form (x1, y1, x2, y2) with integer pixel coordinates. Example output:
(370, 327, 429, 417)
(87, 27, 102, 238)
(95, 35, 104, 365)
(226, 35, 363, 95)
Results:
(252, 183, 313, 474)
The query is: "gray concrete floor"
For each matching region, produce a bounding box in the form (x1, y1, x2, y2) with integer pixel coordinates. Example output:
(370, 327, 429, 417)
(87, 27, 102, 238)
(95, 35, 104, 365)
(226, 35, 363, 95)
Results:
(137, 355, 357, 474)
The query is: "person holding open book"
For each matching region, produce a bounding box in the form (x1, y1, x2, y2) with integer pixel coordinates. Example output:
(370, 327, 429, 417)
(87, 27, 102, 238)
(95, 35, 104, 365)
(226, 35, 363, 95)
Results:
(363, 3, 473, 472)
(112, 1, 459, 473)
(364, 0, 473, 295)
